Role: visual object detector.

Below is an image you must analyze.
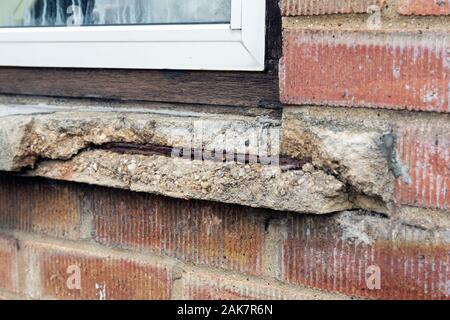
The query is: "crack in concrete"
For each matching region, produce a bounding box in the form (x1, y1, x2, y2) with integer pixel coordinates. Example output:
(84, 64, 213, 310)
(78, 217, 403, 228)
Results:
(99, 142, 311, 172)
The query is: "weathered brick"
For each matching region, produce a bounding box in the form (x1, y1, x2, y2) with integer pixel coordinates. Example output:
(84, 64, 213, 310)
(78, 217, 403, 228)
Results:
(280, 29, 450, 113)
(27, 243, 173, 300)
(281, 0, 382, 16)
(182, 271, 344, 300)
(92, 187, 266, 276)
(0, 235, 19, 293)
(395, 123, 450, 210)
(0, 175, 84, 239)
(398, 0, 450, 15)
(281, 213, 450, 300)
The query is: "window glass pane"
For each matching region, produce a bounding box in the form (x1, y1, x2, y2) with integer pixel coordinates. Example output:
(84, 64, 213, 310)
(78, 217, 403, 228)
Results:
(0, 0, 232, 27)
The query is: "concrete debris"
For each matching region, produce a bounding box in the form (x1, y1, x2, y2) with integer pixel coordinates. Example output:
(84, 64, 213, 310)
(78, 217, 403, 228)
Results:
(26, 150, 350, 214)
(282, 107, 395, 203)
(0, 101, 349, 214)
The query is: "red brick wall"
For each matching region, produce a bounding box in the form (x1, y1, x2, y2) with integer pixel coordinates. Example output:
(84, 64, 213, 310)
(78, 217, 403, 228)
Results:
(91, 188, 266, 276)
(282, 215, 450, 300)
(28, 243, 173, 300)
(277, 1, 450, 301)
(0, 1, 449, 301)
(0, 176, 346, 300)
(281, 29, 449, 113)
(279, 0, 450, 113)
(0, 176, 449, 300)
(280, 0, 450, 213)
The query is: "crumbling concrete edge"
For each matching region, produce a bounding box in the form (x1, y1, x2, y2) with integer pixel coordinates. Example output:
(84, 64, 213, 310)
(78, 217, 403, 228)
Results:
(0, 98, 448, 217)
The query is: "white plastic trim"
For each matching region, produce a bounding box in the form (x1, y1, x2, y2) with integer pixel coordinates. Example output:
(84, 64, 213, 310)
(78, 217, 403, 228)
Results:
(0, 0, 266, 71)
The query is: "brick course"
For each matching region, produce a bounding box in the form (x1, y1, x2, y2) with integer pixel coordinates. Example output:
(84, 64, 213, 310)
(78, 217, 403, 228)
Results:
(92, 187, 266, 276)
(281, 214, 450, 300)
(0, 175, 84, 240)
(26, 243, 173, 300)
(280, 29, 450, 113)
(0, 175, 449, 300)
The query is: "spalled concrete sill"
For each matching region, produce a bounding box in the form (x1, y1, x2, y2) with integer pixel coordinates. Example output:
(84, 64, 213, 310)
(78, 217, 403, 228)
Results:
(24, 149, 350, 214)
(1, 95, 438, 215)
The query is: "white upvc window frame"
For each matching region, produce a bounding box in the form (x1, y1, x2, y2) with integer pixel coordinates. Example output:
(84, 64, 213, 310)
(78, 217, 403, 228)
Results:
(0, 0, 266, 71)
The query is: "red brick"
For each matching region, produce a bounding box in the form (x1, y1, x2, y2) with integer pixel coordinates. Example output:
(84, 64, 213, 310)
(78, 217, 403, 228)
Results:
(281, 0, 382, 16)
(182, 272, 339, 300)
(29, 243, 173, 300)
(395, 123, 450, 210)
(280, 29, 450, 113)
(281, 215, 450, 300)
(0, 175, 84, 240)
(398, 0, 450, 15)
(92, 187, 266, 276)
(0, 236, 19, 293)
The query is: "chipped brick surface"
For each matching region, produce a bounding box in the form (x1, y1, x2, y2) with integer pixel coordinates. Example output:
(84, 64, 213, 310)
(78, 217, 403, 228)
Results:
(280, 29, 450, 113)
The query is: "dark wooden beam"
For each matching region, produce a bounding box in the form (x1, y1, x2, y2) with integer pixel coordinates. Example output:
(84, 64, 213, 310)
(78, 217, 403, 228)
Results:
(0, 0, 282, 108)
